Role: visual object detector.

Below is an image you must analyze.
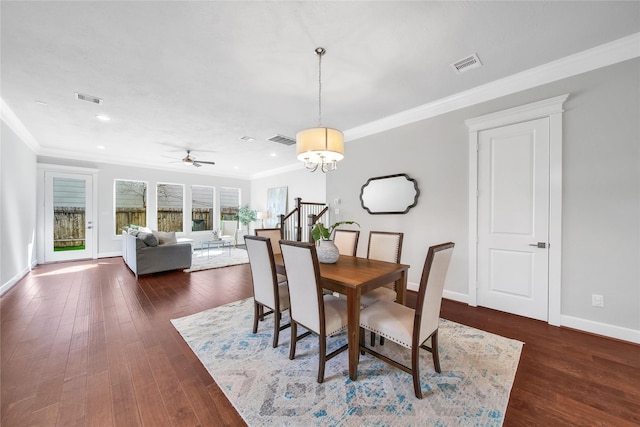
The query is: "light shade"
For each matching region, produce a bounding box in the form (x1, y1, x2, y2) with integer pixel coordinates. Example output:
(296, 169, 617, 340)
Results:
(256, 211, 270, 220)
(296, 127, 344, 163)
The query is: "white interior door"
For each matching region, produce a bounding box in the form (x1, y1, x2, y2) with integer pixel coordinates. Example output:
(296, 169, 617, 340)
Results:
(477, 117, 550, 321)
(44, 171, 95, 262)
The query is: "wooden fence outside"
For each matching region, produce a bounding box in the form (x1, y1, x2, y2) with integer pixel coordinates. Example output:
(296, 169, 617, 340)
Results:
(54, 207, 85, 248)
(115, 208, 214, 233)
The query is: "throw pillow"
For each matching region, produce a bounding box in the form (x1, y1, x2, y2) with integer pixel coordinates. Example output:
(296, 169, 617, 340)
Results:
(135, 237, 147, 250)
(138, 231, 158, 247)
(156, 231, 177, 245)
(128, 228, 140, 236)
(139, 226, 152, 233)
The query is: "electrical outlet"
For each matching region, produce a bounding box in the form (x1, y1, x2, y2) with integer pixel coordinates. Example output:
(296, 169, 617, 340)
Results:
(591, 294, 605, 308)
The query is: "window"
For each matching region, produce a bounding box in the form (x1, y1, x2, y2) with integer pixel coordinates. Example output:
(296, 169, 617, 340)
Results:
(191, 185, 214, 231)
(114, 180, 147, 235)
(220, 187, 240, 221)
(157, 183, 184, 232)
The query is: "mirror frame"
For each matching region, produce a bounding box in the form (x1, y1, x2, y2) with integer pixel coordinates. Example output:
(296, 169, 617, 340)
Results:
(359, 173, 420, 215)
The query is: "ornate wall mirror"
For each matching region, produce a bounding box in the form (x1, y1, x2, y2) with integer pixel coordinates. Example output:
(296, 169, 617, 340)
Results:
(360, 173, 420, 214)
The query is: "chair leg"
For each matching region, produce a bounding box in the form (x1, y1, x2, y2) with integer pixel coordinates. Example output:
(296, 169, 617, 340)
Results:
(317, 333, 326, 383)
(359, 327, 365, 355)
(380, 336, 385, 346)
(259, 305, 265, 321)
(431, 330, 441, 373)
(370, 331, 376, 346)
(252, 301, 260, 334)
(411, 341, 423, 399)
(289, 321, 297, 360)
(272, 309, 280, 348)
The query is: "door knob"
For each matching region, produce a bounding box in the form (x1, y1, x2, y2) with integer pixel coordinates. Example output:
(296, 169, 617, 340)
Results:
(529, 242, 546, 248)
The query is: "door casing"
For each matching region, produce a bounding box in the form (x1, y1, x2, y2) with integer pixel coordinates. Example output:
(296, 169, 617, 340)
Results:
(466, 94, 568, 326)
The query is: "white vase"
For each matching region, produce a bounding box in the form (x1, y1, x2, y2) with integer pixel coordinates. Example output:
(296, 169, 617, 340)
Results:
(317, 239, 340, 264)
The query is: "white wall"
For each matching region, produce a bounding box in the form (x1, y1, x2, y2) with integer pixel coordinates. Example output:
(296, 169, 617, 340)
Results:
(326, 58, 640, 341)
(1, 121, 37, 295)
(36, 157, 251, 257)
(250, 167, 326, 229)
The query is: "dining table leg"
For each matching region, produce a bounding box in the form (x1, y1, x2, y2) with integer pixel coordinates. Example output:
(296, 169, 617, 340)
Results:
(395, 269, 408, 305)
(346, 286, 362, 381)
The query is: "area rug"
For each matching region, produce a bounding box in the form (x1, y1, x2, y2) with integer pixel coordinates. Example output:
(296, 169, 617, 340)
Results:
(171, 298, 523, 426)
(184, 248, 249, 272)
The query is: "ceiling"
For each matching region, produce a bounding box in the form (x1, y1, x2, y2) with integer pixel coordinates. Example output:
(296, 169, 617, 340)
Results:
(2, 1, 639, 179)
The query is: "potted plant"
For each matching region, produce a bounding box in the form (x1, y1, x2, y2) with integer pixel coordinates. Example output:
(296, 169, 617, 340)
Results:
(237, 205, 257, 244)
(311, 220, 359, 263)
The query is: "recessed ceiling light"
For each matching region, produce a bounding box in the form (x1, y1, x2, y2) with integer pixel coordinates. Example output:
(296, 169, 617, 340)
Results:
(240, 136, 256, 142)
(96, 115, 111, 121)
(270, 153, 277, 157)
(97, 145, 106, 150)
(35, 100, 48, 106)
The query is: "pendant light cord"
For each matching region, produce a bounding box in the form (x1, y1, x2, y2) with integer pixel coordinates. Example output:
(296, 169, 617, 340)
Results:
(316, 47, 325, 127)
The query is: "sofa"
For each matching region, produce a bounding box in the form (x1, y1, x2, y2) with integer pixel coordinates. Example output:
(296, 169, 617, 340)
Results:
(122, 229, 192, 277)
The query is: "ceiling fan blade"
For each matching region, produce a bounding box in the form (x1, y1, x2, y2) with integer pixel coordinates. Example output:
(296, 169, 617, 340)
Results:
(192, 162, 203, 168)
(161, 154, 182, 160)
(195, 160, 216, 165)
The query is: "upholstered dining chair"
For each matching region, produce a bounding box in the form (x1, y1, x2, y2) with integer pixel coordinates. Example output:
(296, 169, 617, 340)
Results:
(333, 229, 360, 257)
(255, 228, 283, 255)
(279, 240, 349, 383)
(358, 242, 455, 399)
(244, 235, 290, 348)
(360, 231, 404, 308)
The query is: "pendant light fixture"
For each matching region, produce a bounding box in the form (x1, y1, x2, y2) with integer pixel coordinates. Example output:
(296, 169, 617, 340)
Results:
(296, 47, 344, 173)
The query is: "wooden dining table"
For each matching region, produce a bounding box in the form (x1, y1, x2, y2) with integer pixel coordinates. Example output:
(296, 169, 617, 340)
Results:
(273, 253, 410, 380)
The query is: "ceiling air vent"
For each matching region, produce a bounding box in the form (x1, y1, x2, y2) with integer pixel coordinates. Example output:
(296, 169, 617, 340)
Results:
(75, 92, 103, 104)
(268, 134, 296, 146)
(450, 53, 482, 75)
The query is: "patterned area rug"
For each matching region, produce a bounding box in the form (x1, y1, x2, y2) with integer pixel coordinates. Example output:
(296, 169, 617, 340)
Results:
(171, 298, 523, 426)
(184, 248, 249, 272)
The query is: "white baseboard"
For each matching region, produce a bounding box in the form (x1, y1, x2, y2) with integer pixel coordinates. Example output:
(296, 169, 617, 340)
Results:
(443, 290, 470, 304)
(560, 315, 640, 344)
(98, 251, 122, 258)
(0, 265, 30, 296)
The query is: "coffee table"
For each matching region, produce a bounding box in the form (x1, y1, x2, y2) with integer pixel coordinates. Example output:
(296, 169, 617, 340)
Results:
(201, 239, 232, 258)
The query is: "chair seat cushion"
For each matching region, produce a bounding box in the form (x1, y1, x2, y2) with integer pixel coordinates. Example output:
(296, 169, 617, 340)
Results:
(360, 286, 396, 307)
(360, 300, 415, 348)
(322, 295, 349, 336)
(277, 282, 290, 310)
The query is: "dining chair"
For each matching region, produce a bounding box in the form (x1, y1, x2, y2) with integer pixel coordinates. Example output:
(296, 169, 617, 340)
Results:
(255, 228, 283, 255)
(244, 235, 290, 348)
(333, 229, 360, 256)
(358, 242, 455, 399)
(279, 240, 349, 383)
(360, 231, 404, 308)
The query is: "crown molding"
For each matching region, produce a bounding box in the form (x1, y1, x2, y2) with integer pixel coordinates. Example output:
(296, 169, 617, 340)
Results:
(1, 98, 41, 153)
(344, 32, 640, 142)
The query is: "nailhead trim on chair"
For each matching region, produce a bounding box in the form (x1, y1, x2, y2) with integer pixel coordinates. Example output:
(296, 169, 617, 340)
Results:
(360, 326, 411, 348)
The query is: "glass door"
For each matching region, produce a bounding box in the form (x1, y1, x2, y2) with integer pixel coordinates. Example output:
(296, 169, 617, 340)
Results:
(44, 171, 94, 262)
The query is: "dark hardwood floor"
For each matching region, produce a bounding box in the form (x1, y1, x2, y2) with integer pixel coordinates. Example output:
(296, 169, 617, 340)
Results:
(1, 257, 639, 426)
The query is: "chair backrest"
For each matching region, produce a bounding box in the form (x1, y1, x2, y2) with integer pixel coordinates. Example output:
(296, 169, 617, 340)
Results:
(244, 235, 280, 309)
(279, 240, 324, 335)
(333, 229, 359, 257)
(367, 231, 404, 263)
(414, 242, 455, 344)
(221, 220, 238, 237)
(255, 228, 283, 255)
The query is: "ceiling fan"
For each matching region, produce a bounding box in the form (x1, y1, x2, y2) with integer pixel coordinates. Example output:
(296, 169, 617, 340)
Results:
(164, 150, 215, 167)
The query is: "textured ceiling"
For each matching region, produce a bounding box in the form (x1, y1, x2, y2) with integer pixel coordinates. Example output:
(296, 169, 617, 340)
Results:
(2, 1, 639, 178)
